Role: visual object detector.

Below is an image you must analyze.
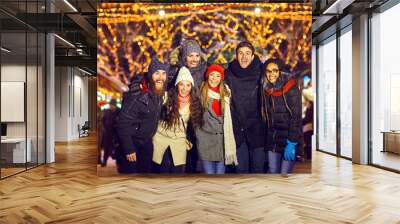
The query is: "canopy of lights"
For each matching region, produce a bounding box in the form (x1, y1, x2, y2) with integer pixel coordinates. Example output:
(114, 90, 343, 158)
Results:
(97, 3, 312, 108)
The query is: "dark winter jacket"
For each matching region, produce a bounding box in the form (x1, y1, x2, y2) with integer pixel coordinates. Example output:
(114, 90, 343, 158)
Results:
(262, 74, 302, 154)
(101, 108, 120, 151)
(225, 56, 265, 150)
(115, 90, 164, 155)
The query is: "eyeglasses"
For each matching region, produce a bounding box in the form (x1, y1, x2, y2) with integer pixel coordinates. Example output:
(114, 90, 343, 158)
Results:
(266, 69, 279, 74)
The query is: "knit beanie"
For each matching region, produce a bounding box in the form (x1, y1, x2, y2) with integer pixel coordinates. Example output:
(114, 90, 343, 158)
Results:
(205, 64, 225, 80)
(175, 66, 194, 86)
(147, 57, 169, 80)
(181, 39, 202, 59)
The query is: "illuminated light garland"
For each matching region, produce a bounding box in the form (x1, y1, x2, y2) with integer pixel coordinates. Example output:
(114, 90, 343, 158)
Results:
(98, 3, 311, 96)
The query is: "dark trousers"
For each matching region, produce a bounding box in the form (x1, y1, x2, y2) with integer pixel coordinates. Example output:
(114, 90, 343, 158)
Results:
(185, 145, 198, 173)
(155, 147, 185, 174)
(236, 142, 266, 173)
(304, 131, 312, 160)
(116, 140, 153, 174)
(102, 146, 114, 166)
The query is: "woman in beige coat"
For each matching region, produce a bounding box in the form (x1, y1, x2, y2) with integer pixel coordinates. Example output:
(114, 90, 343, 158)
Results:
(152, 66, 203, 173)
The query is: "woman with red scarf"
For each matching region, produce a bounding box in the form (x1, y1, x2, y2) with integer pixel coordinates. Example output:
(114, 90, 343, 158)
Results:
(152, 67, 203, 173)
(261, 59, 302, 174)
(195, 64, 238, 174)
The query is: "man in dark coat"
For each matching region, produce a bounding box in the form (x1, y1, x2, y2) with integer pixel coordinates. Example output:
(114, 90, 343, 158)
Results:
(101, 99, 120, 167)
(225, 41, 266, 173)
(115, 57, 169, 173)
(168, 39, 208, 173)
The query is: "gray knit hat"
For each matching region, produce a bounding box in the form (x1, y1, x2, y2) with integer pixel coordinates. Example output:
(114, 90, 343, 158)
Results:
(147, 57, 169, 79)
(181, 39, 202, 59)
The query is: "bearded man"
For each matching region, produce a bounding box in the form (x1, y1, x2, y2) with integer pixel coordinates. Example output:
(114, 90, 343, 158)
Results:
(115, 57, 169, 173)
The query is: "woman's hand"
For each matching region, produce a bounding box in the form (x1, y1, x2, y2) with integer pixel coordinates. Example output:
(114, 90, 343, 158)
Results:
(186, 140, 193, 150)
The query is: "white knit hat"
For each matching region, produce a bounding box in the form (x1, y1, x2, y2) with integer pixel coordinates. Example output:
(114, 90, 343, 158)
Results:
(175, 66, 194, 86)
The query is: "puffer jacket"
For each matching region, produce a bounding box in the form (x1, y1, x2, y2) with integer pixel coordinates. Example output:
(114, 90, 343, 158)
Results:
(262, 74, 302, 154)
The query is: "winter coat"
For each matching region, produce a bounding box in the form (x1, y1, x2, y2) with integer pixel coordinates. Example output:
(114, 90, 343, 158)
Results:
(101, 108, 120, 151)
(152, 104, 191, 166)
(225, 56, 266, 150)
(195, 99, 224, 162)
(262, 74, 302, 154)
(115, 91, 164, 155)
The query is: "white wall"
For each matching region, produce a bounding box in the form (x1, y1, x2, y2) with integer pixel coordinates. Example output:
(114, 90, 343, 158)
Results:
(1, 63, 45, 164)
(54, 67, 89, 141)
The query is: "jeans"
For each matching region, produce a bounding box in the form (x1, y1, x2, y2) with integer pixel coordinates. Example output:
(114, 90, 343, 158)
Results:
(201, 160, 225, 174)
(236, 142, 266, 173)
(267, 151, 296, 174)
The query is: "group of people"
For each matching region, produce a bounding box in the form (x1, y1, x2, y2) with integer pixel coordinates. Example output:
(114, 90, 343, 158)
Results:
(111, 39, 302, 174)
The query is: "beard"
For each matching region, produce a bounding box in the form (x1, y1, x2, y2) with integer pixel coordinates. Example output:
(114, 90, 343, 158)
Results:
(151, 80, 166, 96)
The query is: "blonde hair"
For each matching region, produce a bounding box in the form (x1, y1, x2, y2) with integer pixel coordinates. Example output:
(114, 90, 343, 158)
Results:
(200, 80, 230, 114)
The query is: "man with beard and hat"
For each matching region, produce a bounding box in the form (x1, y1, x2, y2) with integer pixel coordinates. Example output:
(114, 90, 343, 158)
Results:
(225, 41, 266, 173)
(115, 57, 169, 173)
(168, 39, 208, 173)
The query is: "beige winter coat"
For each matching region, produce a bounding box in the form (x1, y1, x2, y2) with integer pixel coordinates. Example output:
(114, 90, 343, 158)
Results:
(152, 104, 191, 166)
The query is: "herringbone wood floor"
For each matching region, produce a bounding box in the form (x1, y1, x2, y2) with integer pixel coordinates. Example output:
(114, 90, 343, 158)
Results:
(1, 135, 400, 224)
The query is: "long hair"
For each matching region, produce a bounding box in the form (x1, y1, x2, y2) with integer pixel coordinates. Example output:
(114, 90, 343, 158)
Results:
(160, 86, 203, 132)
(200, 81, 230, 114)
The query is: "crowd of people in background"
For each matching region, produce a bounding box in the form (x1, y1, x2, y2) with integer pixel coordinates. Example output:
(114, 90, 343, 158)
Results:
(99, 39, 313, 174)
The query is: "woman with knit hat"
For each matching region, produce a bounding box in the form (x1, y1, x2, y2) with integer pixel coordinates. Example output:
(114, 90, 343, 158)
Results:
(152, 66, 203, 173)
(195, 64, 238, 174)
(169, 39, 208, 173)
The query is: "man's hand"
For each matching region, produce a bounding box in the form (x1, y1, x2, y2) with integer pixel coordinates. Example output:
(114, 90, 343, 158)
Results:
(126, 152, 137, 162)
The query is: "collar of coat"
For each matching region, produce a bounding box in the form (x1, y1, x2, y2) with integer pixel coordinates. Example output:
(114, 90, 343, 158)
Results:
(264, 79, 297, 96)
(228, 55, 262, 79)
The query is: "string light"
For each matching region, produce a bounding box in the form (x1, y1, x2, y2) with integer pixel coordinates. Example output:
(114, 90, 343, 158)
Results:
(97, 3, 312, 100)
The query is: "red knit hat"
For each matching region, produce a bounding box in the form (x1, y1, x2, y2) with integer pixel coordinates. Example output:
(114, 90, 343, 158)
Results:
(205, 64, 225, 80)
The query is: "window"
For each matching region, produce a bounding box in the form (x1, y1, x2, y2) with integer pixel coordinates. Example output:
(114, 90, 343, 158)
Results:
(317, 35, 337, 154)
(339, 27, 352, 158)
(370, 3, 400, 171)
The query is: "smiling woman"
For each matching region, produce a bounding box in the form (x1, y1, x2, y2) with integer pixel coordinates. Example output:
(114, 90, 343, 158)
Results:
(97, 2, 312, 175)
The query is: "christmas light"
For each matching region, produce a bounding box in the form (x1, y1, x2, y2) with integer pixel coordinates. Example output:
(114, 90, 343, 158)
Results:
(97, 3, 311, 98)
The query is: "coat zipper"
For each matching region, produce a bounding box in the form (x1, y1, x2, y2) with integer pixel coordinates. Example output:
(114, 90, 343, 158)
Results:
(270, 96, 277, 152)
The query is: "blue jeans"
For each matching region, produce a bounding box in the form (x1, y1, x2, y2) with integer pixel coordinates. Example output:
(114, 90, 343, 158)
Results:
(267, 151, 296, 174)
(201, 160, 225, 174)
(236, 143, 266, 173)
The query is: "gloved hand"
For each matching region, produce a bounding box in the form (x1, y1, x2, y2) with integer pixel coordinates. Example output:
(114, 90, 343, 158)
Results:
(169, 46, 181, 65)
(128, 75, 144, 94)
(283, 140, 297, 161)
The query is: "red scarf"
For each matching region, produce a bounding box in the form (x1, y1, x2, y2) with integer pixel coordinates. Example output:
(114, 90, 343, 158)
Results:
(178, 94, 191, 109)
(264, 79, 297, 96)
(209, 86, 222, 116)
